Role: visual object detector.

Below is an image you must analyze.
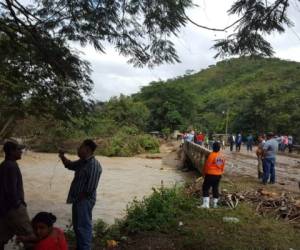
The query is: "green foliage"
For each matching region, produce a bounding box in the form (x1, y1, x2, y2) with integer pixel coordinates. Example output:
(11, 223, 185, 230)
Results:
(102, 96, 150, 131)
(97, 127, 159, 157)
(135, 82, 197, 131)
(123, 186, 195, 233)
(135, 57, 300, 142)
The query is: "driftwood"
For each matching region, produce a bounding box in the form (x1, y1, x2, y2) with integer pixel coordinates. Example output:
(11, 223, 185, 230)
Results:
(185, 181, 300, 224)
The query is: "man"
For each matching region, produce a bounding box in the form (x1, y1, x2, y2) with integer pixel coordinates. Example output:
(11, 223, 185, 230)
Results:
(288, 135, 293, 153)
(236, 133, 242, 152)
(59, 139, 102, 250)
(0, 141, 34, 250)
(262, 132, 278, 185)
(246, 134, 254, 152)
(256, 135, 265, 179)
(228, 134, 235, 152)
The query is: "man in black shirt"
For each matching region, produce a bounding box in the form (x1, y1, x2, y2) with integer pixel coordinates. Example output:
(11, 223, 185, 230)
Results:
(0, 141, 33, 250)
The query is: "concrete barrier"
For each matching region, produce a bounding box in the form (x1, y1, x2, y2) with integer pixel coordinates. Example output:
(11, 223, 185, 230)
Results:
(182, 141, 211, 174)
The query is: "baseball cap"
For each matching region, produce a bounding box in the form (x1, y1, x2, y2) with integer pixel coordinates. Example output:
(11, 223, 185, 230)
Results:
(3, 140, 26, 154)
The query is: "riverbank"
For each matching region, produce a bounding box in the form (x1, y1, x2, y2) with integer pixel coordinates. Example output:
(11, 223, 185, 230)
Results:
(83, 175, 300, 250)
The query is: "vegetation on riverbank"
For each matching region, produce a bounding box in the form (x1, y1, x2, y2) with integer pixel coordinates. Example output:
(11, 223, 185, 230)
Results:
(66, 176, 300, 249)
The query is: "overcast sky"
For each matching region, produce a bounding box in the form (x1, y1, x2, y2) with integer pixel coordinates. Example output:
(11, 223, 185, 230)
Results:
(74, 0, 300, 101)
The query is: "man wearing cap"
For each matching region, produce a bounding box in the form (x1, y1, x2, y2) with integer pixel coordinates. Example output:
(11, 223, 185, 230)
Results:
(0, 141, 34, 250)
(262, 132, 279, 185)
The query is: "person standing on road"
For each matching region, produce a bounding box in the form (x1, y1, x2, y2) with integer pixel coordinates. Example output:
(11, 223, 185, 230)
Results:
(0, 141, 35, 250)
(262, 132, 278, 185)
(236, 133, 242, 152)
(288, 135, 293, 153)
(228, 134, 235, 152)
(59, 139, 102, 250)
(256, 135, 265, 179)
(200, 142, 225, 209)
(246, 134, 254, 152)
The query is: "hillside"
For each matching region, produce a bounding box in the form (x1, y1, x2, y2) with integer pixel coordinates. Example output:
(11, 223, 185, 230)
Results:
(135, 57, 300, 140)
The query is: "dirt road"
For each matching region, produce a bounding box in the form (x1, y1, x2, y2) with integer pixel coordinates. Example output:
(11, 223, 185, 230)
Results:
(223, 146, 300, 192)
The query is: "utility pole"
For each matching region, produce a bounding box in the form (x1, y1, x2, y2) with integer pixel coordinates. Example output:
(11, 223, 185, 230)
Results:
(225, 108, 229, 136)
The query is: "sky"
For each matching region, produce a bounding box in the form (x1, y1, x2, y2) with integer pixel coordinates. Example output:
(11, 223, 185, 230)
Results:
(26, 0, 300, 101)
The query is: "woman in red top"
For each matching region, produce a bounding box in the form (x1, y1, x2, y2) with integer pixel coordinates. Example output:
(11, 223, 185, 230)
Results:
(201, 141, 225, 208)
(32, 212, 68, 250)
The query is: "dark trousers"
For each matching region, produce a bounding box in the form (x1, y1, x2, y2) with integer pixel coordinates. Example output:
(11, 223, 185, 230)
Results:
(230, 142, 234, 151)
(72, 199, 94, 250)
(202, 174, 222, 198)
(262, 158, 276, 184)
(236, 143, 241, 152)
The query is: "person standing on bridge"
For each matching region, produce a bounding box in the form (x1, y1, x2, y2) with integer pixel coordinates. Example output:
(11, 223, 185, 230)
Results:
(196, 132, 205, 146)
(59, 139, 102, 250)
(262, 132, 278, 185)
(200, 142, 225, 209)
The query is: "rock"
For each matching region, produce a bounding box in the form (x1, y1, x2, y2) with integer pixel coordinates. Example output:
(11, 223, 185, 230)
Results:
(223, 217, 240, 223)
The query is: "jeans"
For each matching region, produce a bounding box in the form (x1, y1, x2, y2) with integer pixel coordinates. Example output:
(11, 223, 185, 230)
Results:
(72, 199, 94, 250)
(262, 158, 276, 184)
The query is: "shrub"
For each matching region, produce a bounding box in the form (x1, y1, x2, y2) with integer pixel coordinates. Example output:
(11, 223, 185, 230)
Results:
(123, 186, 195, 233)
(97, 127, 160, 157)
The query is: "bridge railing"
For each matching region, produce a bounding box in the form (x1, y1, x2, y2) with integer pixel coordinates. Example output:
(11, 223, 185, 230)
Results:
(182, 141, 211, 174)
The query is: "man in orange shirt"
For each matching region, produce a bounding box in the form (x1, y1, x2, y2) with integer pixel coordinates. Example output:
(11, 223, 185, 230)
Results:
(201, 142, 225, 208)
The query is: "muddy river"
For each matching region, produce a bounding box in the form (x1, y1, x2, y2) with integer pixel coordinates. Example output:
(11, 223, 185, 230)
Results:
(2, 149, 191, 229)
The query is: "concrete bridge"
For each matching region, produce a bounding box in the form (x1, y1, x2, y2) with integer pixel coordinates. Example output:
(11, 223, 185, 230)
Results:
(182, 141, 211, 174)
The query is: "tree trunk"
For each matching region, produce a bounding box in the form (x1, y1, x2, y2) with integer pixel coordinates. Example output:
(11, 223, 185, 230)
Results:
(0, 115, 15, 141)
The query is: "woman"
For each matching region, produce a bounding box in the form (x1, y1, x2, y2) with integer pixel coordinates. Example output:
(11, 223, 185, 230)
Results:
(32, 212, 68, 250)
(201, 142, 225, 208)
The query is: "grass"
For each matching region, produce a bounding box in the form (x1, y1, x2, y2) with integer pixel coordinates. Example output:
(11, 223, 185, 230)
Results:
(66, 177, 300, 250)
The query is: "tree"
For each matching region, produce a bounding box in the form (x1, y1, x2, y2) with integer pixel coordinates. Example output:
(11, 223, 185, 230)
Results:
(0, 0, 297, 138)
(136, 81, 197, 131)
(0, 0, 193, 137)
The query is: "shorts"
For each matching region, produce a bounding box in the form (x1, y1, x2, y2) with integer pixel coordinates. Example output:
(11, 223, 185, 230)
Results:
(0, 205, 33, 244)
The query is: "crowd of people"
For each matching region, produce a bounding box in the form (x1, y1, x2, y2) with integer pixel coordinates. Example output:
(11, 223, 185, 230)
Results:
(181, 129, 296, 208)
(0, 139, 102, 250)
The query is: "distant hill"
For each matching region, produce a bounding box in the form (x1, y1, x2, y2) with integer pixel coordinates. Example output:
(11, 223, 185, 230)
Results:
(135, 57, 300, 141)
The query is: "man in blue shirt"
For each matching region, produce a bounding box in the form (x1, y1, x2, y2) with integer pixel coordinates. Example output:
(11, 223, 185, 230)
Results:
(59, 139, 102, 250)
(262, 132, 278, 185)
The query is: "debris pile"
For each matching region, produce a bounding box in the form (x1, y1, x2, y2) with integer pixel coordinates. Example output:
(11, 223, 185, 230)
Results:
(232, 189, 300, 223)
(186, 180, 300, 223)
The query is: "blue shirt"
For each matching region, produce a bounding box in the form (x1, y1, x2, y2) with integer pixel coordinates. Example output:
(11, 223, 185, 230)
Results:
(263, 138, 278, 159)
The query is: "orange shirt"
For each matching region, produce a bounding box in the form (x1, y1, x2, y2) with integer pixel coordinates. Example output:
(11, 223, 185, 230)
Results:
(203, 152, 225, 176)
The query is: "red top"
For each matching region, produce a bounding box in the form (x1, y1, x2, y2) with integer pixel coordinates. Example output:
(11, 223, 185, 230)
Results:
(196, 134, 205, 142)
(34, 227, 68, 250)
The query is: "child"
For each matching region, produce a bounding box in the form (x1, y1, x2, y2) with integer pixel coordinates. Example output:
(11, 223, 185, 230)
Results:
(201, 142, 225, 208)
(31, 212, 68, 250)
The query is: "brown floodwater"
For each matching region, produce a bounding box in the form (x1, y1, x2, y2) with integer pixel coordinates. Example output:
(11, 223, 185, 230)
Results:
(1, 150, 191, 229)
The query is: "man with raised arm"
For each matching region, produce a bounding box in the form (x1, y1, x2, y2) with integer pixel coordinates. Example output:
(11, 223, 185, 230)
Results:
(59, 139, 102, 250)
